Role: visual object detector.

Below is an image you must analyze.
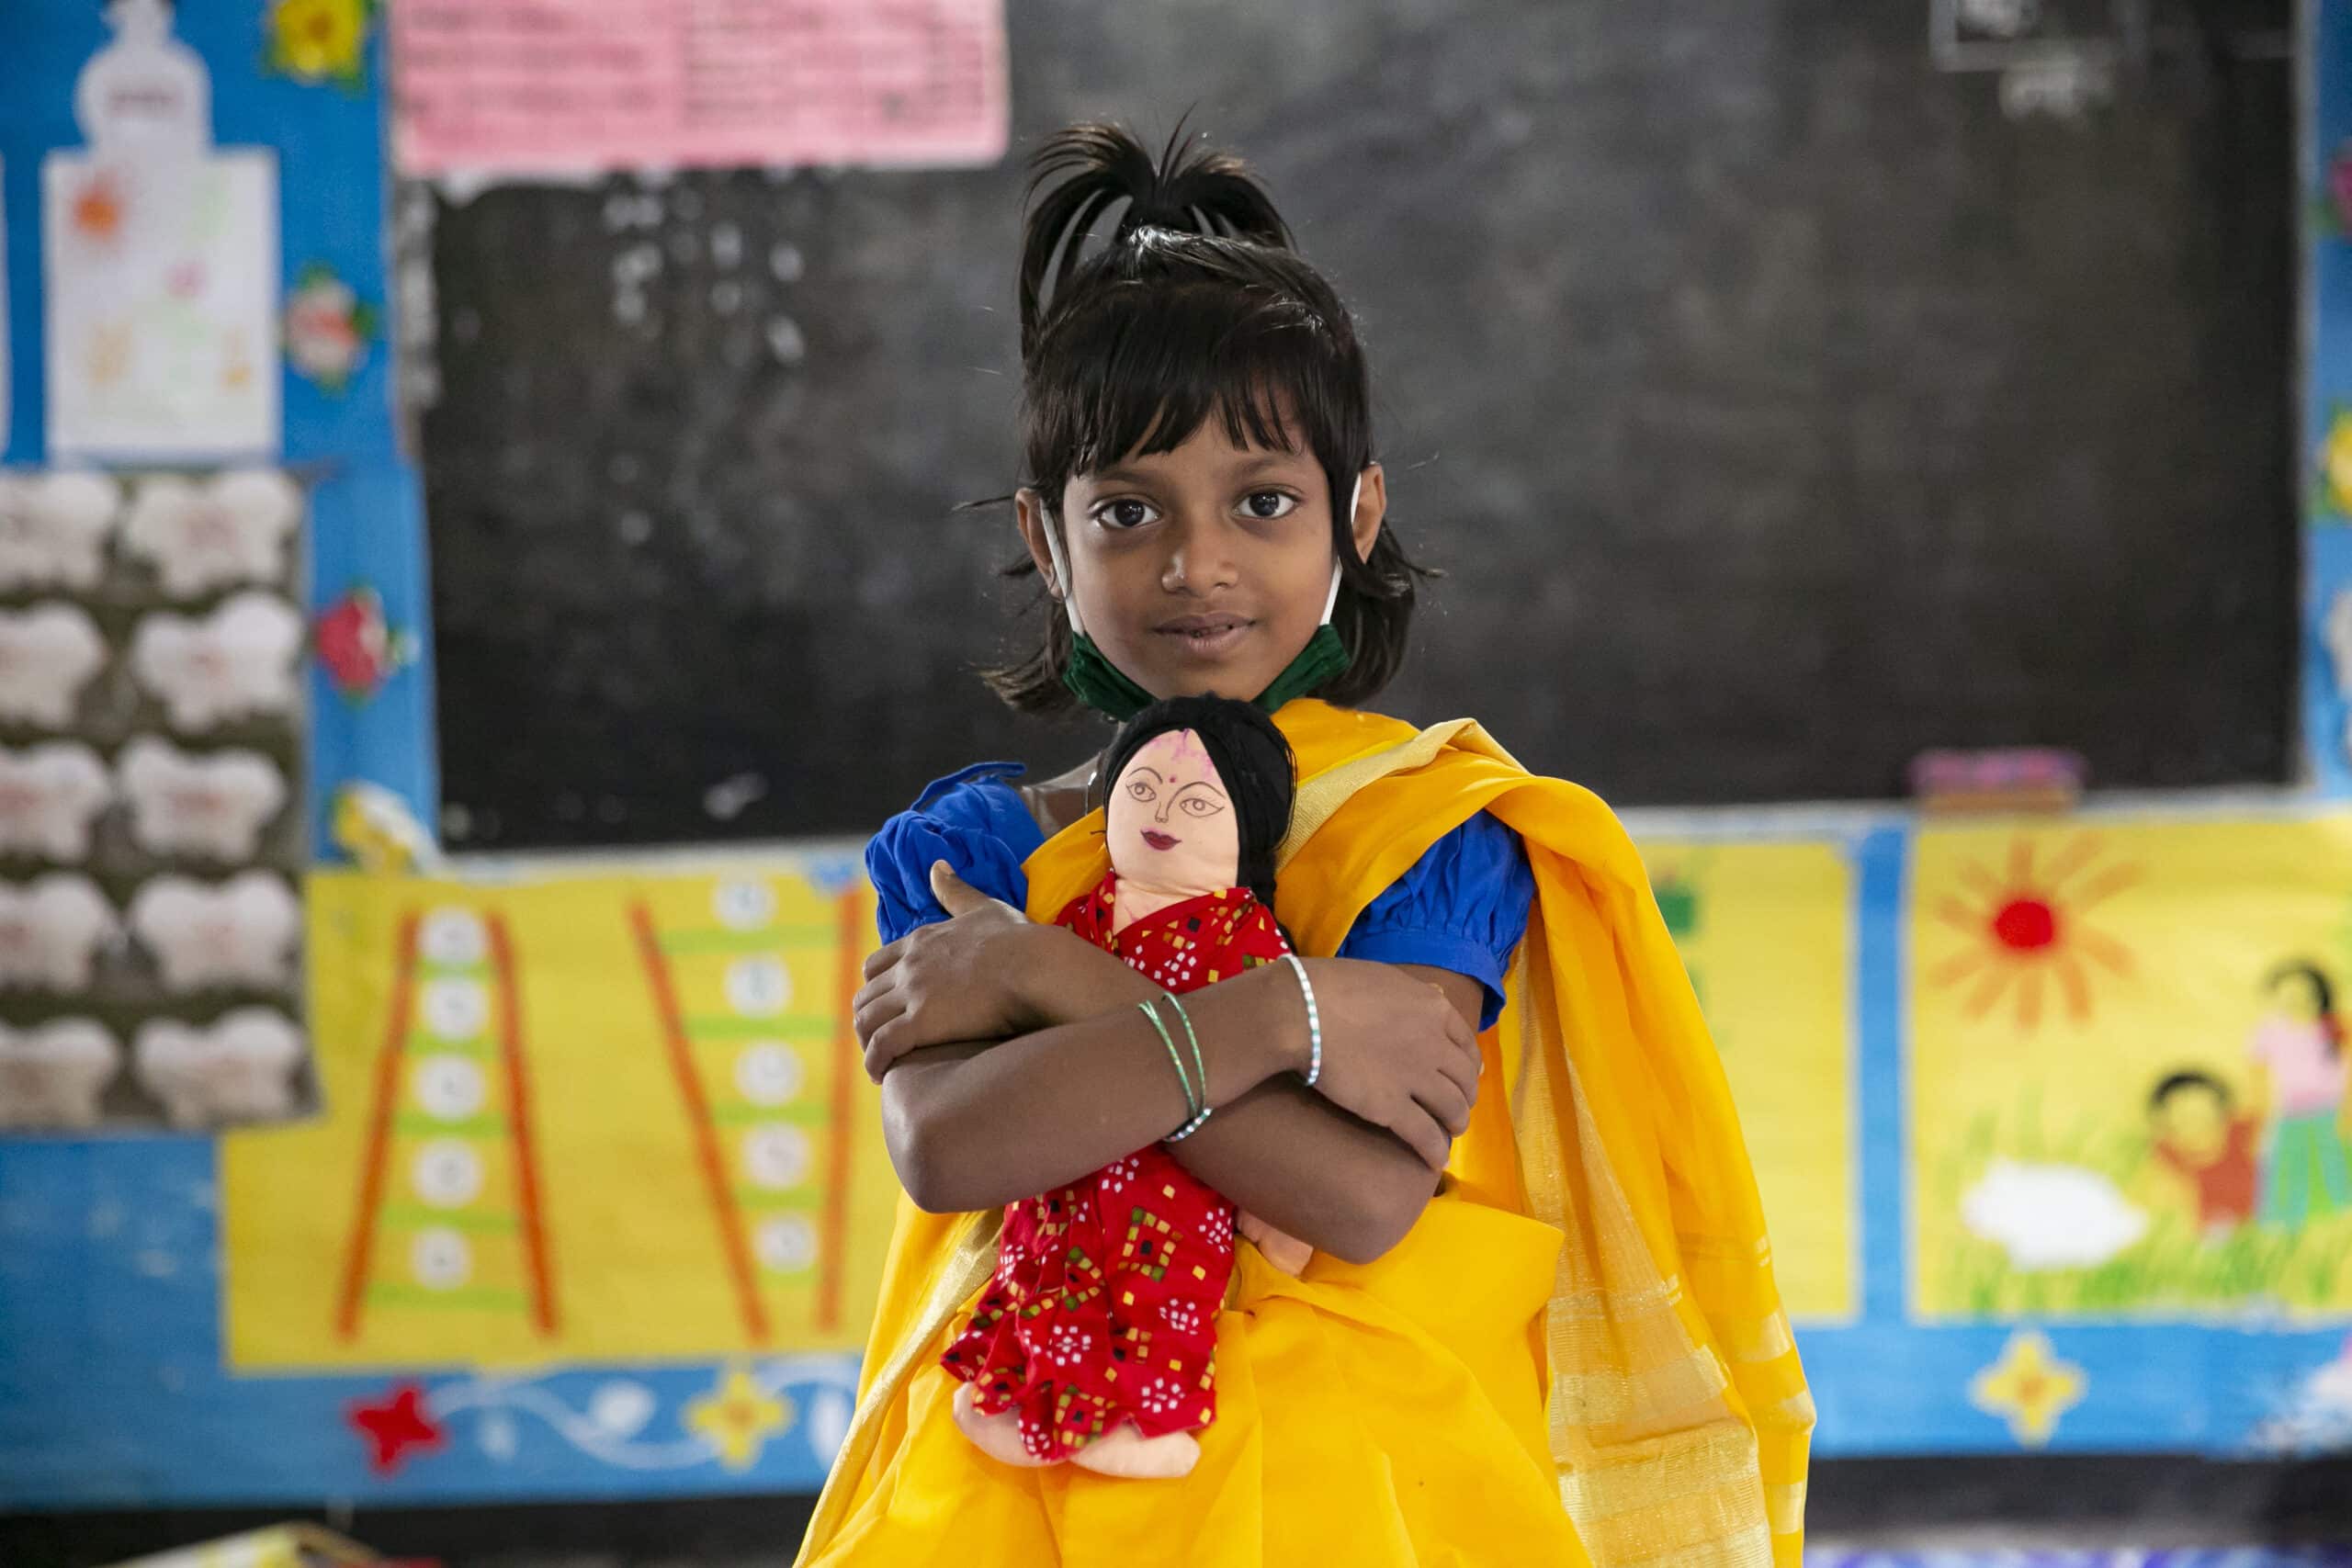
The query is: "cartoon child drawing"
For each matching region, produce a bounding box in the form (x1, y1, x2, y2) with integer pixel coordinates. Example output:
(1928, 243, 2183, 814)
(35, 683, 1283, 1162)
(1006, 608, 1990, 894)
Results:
(2247, 961, 2352, 1230)
(2145, 1070, 2259, 1236)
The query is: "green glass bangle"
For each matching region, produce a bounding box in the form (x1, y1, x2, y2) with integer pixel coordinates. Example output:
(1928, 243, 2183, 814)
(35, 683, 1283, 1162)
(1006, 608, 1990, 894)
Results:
(1137, 998, 1200, 1120)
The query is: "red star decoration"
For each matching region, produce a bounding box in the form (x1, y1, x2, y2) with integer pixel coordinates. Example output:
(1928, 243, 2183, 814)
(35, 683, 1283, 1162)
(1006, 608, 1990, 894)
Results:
(347, 1382, 446, 1475)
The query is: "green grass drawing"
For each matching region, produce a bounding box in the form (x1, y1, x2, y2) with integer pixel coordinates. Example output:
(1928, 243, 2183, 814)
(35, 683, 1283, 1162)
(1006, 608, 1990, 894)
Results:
(1927, 1087, 2352, 1320)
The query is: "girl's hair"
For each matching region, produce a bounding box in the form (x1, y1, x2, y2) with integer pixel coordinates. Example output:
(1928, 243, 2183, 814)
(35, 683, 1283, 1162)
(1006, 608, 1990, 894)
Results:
(1101, 694, 1296, 914)
(2267, 959, 2345, 1059)
(981, 121, 1433, 716)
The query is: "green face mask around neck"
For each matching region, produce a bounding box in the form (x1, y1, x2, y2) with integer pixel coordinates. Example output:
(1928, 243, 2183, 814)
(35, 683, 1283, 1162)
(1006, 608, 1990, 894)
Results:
(1060, 618, 1348, 721)
(1042, 476, 1361, 721)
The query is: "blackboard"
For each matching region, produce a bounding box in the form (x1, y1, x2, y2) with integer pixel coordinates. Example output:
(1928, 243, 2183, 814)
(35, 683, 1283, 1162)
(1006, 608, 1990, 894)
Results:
(415, 1, 2296, 848)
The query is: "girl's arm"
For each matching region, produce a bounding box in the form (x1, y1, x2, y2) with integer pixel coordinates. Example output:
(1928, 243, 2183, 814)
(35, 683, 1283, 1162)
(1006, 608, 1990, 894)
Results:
(1159, 965, 1486, 1264)
(875, 960, 1305, 1214)
(964, 926, 1484, 1260)
(863, 867, 1482, 1260)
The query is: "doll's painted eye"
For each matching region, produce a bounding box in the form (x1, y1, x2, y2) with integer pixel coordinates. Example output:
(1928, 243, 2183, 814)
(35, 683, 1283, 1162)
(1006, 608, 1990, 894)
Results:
(1178, 794, 1225, 818)
(1125, 779, 1157, 803)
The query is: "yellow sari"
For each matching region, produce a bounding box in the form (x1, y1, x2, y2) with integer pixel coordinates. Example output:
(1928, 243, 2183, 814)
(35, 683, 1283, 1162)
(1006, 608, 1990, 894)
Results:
(797, 701, 1812, 1568)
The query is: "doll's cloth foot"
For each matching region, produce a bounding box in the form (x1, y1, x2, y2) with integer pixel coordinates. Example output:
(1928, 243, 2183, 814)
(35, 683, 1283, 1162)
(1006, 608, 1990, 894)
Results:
(952, 1381, 1051, 1468)
(1238, 1209, 1313, 1276)
(1069, 1422, 1200, 1479)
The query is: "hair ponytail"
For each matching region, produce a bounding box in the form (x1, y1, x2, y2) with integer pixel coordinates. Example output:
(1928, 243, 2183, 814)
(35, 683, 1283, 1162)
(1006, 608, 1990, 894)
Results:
(1019, 122, 1291, 358)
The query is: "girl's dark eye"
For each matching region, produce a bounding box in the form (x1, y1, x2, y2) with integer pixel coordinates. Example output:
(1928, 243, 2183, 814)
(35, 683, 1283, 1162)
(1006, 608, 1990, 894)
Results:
(1095, 499, 1159, 530)
(1242, 491, 1299, 521)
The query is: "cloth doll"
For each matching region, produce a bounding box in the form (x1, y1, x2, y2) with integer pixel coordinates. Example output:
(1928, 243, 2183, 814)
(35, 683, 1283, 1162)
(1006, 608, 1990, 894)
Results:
(942, 694, 1311, 1479)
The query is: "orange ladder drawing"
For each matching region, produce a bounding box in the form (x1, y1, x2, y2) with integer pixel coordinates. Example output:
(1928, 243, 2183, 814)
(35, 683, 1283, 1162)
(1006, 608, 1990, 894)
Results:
(629, 877, 866, 1344)
(334, 907, 557, 1341)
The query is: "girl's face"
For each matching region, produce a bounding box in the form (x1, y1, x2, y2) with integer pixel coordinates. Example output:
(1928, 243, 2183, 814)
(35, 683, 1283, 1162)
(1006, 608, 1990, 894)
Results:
(1105, 728, 1239, 893)
(1017, 417, 1385, 705)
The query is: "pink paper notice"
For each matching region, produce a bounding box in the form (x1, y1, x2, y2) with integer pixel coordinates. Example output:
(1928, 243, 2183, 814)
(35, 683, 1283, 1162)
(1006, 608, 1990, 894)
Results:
(390, 0, 1009, 176)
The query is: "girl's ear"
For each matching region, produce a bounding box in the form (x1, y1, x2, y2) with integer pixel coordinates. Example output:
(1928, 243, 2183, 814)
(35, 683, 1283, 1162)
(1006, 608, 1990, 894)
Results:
(1015, 488, 1063, 596)
(1348, 463, 1387, 565)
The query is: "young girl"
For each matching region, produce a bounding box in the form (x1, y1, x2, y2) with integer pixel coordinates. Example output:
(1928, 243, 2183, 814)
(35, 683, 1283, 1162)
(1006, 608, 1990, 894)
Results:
(803, 123, 1812, 1568)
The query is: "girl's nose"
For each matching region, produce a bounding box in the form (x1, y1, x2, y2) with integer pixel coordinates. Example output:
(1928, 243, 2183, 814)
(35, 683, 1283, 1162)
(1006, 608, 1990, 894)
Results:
(1160, 512, 1241, 595)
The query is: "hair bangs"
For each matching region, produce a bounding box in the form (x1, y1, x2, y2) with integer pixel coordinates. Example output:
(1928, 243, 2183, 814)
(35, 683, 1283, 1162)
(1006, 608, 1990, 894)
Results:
(1026, 276, 1363, 509)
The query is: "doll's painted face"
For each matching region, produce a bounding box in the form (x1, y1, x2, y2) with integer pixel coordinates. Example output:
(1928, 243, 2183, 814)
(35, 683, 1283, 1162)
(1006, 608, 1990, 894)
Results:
(1106, 728, 1240, 895)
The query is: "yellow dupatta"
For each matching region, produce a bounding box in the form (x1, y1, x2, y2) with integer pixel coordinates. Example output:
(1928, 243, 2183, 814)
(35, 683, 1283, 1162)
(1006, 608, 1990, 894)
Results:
(796, 700, 1812, 1568)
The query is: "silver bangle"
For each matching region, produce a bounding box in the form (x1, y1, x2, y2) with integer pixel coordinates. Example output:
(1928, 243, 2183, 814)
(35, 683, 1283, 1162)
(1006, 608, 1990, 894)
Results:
(1283, 953, 1322, 1088)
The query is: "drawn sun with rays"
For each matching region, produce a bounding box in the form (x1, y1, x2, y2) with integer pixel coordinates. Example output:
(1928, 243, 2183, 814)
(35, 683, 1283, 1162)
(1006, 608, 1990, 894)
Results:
(1928, 835, 2142, 1029)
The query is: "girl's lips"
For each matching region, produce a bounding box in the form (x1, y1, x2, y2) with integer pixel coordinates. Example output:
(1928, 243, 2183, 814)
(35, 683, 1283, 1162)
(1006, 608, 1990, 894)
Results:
(1143, 830, 1179, 850)
(1154, 617, 1253, 660)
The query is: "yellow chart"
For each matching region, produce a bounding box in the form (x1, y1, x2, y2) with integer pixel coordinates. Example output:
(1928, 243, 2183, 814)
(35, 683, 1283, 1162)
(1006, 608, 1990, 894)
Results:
(222, 861, 902, 1370)
(1638, 836, 1857, 1323)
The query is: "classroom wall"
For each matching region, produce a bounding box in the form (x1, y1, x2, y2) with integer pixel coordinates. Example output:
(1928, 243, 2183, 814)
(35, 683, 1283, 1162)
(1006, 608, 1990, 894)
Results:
(1, 0, 2350, 1521)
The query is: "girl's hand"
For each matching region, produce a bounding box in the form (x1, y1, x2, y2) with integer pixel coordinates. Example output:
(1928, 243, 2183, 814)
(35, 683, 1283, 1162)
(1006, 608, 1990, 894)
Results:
(854, 863, 1108, 1081)
(1296, 958, 1483, 1171)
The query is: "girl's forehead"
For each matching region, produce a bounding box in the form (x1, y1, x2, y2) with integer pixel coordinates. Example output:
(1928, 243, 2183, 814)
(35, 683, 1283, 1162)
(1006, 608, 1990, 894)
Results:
(1084, 415, 1314, 484)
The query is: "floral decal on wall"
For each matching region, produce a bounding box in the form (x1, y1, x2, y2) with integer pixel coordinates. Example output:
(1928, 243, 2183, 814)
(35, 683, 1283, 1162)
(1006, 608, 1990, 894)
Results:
(286, 264, 379, 393)
(315, 584, 416, 705)
(265, 0, 374, 90)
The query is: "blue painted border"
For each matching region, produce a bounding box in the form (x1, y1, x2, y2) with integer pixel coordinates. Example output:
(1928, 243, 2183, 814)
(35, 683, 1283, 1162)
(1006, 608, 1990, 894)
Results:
(2306, 0, 2352, 796)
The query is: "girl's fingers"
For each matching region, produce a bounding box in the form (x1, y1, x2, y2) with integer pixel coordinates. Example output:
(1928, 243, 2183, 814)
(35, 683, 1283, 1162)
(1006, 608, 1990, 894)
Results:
(851, 970, 898, 1018)
(1437, 1046, 1480, 1108)
(861, 936, 906, 982)
(1390, 1103, 1452, 1171)
(865, 1017, 911, 1082)
(1416, 1079, 1472, 1140)
(854, 992, 908, 1055)
(929, 860, 995, 919)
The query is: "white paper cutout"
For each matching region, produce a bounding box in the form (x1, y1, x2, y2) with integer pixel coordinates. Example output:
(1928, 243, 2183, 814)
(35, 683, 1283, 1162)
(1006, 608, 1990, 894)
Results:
(0, 742, 112, 860)
(128, 869, 300, 992)
(75, 0, 211, 171)
(117, 737, 287, 861)
(0, 471, 121, 591)
(43, 1, 279, 461)
(123, 468, 301, 597)
(0, 603, 107, 727)
(0, 874, 119, 990)
(130, 591, 304, 730)
(132, 1006, 303, 1128)
(0, 1019, 122, 1129)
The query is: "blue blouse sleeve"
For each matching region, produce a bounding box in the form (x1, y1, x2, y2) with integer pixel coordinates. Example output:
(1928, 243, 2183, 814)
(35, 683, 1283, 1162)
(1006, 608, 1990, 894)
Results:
(865, 762, 1043, 945)
(1337, 811, 1534, 1031)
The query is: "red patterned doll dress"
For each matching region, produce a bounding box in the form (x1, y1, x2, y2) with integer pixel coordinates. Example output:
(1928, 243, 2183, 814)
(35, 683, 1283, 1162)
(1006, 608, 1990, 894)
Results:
(938, 874, 1291, 1462)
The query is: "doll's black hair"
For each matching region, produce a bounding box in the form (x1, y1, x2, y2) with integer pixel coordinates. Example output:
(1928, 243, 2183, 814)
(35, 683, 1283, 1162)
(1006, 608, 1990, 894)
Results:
(980, 121, 1434, 717)
(1101, 694, 1295, 915)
